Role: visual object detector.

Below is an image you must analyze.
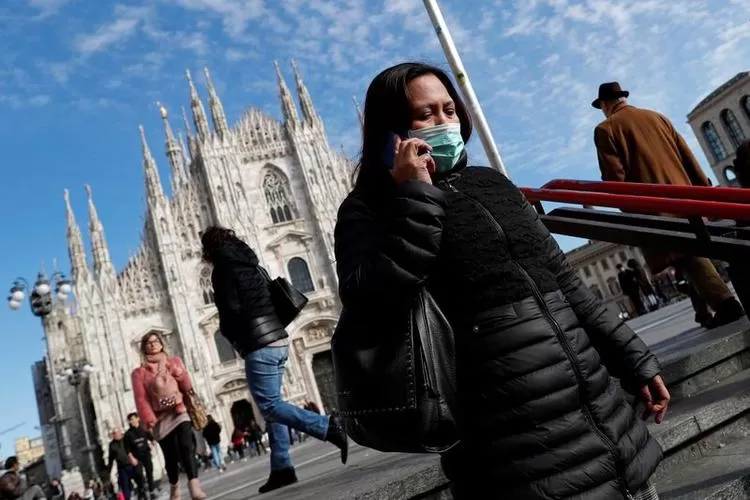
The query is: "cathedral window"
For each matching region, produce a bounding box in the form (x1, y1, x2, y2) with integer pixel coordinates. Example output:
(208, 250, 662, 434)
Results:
(199, 268, 214, 305)
(262, 170, 297, 224)
(288, 257, 314, 294)
(215, 331, 238, 363)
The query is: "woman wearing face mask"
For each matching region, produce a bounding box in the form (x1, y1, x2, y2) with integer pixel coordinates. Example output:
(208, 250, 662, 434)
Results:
(334, 62, 670, 500)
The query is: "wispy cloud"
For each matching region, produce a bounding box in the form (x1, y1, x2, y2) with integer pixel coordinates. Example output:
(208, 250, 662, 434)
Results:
(27, 0, 69, 19)
(0, 93, 51, 108)
(73, 6, 149, 56)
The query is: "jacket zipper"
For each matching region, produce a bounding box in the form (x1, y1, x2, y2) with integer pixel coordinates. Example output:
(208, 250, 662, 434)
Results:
(443, 180, 634, 500)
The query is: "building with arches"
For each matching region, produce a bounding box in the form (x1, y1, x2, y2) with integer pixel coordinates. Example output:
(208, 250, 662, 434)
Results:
(42, 62, 353, 469)
(564, 241, 651, 316)
(687, 71, 750, 185)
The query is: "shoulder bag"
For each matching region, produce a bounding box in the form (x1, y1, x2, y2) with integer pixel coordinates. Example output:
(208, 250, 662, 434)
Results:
(258, 266, 309, 326)
(331, 288, 459, 454)
(184, 389, 209, 431)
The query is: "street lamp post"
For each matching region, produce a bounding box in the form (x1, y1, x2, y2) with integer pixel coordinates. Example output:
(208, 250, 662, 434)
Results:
(7, 269, 72, 315)
(56, 364, 98, 478)
(8, 269, 74, 472)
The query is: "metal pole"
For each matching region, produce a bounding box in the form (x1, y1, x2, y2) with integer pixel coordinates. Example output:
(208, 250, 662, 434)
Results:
(422, 0, 508, 178)
(76, 383, 98, 478)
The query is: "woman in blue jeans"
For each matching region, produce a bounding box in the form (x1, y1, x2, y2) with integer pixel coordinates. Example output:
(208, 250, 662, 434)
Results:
(201, 226, 348, 494)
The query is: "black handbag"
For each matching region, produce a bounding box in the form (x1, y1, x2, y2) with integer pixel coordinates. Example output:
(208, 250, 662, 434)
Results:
(331, 288, 460, 454)
(258, 266, 309, 326)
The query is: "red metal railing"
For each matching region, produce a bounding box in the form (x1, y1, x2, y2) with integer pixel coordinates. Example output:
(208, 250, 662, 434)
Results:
(540, 179, 750, 204)
(520, 180, 750, 221)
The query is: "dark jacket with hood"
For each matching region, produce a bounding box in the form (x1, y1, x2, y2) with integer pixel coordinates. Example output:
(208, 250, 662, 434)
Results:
(211, 240, 287, 356)
(334, 163, 663, 499)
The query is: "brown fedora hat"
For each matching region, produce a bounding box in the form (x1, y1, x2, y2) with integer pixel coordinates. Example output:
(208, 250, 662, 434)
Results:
(592, 82, 630, 109)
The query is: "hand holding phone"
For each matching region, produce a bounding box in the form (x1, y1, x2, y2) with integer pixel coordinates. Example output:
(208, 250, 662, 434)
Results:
(391, 135, 435, 185)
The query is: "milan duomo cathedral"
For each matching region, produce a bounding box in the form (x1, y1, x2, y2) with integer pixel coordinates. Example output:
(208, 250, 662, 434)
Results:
(35, 61, 354, 479)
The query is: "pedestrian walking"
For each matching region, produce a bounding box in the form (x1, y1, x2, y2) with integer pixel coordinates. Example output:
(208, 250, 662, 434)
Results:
(131, 332, 206, 500)
(201, 227, 348, 493)
(124, 413, 158, 497)
(592, 82, 744, 328)
(104, 430, 145, 500)
(334, 62, 669, 499)
(201, 416, 225, 472)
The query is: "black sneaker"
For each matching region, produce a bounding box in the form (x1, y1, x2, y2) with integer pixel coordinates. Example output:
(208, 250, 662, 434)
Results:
(258, 467, 298, 494)
(325, 412, 349, 464)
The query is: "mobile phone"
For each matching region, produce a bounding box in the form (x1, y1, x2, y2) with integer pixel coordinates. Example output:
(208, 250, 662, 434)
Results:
(381, 131, 405, 170)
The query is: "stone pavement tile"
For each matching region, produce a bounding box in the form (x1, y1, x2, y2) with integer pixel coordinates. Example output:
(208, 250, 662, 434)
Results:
(261, 451, 444, 500)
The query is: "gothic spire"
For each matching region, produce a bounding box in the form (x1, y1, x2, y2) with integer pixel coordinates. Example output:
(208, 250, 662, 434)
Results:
(185, 69, 210, 141)
(290, 58, 317, 123)
(181, 106, 196, 159)
(352, 95, 364, 131)
(139, 124, 166, 204)
(63, 188, 90, 281)
(84, 184, 115, 280)
(203, 67, 230, 139)
(274, 61, 298, 124)
(158, 104, 185, 190)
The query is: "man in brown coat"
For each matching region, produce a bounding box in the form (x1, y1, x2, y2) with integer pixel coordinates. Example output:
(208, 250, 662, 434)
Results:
(592, 82, 744, 328)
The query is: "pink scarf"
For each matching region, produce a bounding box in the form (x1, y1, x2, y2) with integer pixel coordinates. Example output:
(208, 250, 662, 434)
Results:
(143, 352, 182, 411)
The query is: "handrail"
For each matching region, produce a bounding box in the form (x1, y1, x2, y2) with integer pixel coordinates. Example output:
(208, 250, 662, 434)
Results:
(520, 188, 750, 221)
(540, 179, 750, 204)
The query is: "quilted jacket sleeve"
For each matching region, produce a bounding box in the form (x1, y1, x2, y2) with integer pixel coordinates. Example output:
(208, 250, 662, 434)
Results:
(131, 367, 157, 428)
(526, 200, 662, 392)
(335, 180, 447, 309)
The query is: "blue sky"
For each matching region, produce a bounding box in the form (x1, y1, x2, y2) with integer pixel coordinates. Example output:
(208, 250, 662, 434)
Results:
(0, 0, 748, 457)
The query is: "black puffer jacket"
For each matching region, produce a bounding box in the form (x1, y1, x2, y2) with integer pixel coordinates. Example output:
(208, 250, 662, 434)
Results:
(211, 241, 287, 356)
(334, 166, 663, 499)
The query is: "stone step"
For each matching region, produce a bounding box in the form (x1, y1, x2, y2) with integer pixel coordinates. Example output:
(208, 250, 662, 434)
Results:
(655, 438, 750, 499)
(649, 368, 750, 483)
(653, 319, 750, 401)
(705, 475, 750, 499)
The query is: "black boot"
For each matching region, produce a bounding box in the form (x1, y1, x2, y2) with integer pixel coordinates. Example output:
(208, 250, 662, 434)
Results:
(708, 298, 745, 329)
(258, 468, 298, 494)
(695, 312, 713, 329)
(325, 412, 349, 464)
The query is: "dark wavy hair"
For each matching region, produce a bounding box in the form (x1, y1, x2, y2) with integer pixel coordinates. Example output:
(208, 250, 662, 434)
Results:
(201, 226, 239, 263)
(353, 62, 473, 196)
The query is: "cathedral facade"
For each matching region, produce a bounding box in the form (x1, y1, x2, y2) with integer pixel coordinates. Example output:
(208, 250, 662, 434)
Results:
(44, 61, 353, 468)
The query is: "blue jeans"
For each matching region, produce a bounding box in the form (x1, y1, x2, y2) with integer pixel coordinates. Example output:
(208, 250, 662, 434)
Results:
(245, 345, 329, 471)
(210, 443, 223, 469)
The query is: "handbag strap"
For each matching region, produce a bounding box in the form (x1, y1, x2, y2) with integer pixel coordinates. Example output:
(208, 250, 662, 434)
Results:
(258, 265, 272, 284)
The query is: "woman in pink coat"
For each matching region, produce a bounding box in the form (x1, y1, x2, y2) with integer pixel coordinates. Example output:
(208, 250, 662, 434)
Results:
(131, 332, 206, 500)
